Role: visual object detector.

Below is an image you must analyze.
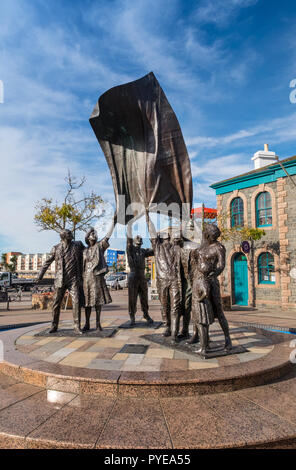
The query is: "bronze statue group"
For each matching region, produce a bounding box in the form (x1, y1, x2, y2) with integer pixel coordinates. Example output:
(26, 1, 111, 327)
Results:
(38, 210, 232, 357)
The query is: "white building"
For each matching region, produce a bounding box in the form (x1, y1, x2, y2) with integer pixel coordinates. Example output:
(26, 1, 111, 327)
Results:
(16, 252, 55, 277)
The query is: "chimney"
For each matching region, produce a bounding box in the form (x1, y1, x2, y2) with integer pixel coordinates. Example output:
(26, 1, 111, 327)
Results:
(252, 144, 277, 169)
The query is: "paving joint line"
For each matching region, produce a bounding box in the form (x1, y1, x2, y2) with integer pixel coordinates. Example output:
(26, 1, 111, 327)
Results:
(0, 387, 45, 414)
(159, 398, 174, 449)
(94, 396, 119, 448)
(24, 393, 79, 440)
(242, 394, 296, 432)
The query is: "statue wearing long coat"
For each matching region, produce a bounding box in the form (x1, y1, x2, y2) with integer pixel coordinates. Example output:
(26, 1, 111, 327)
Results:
(83, 237, 112, 308)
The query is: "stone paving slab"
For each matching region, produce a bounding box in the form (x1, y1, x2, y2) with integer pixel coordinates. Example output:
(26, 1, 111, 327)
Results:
(142, 333, 247, 359)
(36, 327, 118, 338)
(119, 320, 163, 329)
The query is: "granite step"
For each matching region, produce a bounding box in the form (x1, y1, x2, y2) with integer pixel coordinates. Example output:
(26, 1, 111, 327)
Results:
(0, 369, 296, 449)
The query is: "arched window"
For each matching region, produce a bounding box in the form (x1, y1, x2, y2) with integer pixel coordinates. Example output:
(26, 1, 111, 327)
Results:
(231, 197, 244, 227)
(256, 192, 272, 227)
(258, 252, 275, 284)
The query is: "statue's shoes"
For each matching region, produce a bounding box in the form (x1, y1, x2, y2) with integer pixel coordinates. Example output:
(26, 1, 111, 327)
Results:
(186, 335, 199, 344)
(163, 328, 171, 337)
(195, 347, 207, 357)
(177, 332, 190, 340)
(171, 336, 181, 344)
(74, 327, 83, 336)
(144, 316, 154, 324)
(225, 338, 232, 351)
(49, 327, 57, 334)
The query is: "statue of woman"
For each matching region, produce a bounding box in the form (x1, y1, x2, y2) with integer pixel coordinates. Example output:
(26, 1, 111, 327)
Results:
(83, 216, 116, 332)
(189, 224, 232, 354)
(190, 265, 214, 356)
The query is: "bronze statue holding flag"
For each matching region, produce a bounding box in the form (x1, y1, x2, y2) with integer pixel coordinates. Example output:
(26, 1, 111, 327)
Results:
(90, 72, 232, 354)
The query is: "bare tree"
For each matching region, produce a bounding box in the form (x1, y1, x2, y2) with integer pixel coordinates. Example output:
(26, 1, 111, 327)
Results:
(34, 171, 105, 238)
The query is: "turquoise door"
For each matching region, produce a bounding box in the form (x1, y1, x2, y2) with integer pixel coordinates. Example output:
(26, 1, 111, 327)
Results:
(233, 253, 248, 306)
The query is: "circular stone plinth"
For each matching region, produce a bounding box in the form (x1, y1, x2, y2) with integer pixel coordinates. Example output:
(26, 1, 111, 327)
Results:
(16, 321, 274, 371)
(0, 321, 293, 397)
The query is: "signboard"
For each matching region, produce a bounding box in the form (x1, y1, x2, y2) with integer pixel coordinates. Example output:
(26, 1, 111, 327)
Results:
(241, 241, 250, 254)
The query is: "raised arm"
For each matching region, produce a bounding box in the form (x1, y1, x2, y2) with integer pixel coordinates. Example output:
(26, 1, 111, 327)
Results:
(38, 247, 55, 281)
(105, 211, 117, 241)
(145, 211, 157, 239)
(126, 219, 133, 250)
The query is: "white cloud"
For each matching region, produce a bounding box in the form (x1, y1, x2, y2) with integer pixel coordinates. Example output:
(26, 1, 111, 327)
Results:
(194, 0, 258, 27)
(191, 153, 252, 180)
(0, 126, 114, 253)
(186, 129, 255, 147)
(187, 112, 296, 154)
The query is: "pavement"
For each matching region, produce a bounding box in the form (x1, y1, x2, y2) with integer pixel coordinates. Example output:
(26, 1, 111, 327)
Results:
(1, 289, 296, 332)
(0, 290, 296, 449)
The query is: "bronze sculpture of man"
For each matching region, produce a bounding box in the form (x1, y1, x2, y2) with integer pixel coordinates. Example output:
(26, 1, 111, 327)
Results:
(126, 221, 154, 326)
(171, 232, 192, 340)
(82, 225, 114, 332)
(146, 212, 182, 338)
(37, 229, 84, 334)
(190, 224, 232, 351)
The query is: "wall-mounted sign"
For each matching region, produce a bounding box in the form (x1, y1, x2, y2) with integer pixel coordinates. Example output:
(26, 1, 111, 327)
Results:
(241, 241, 250, 254)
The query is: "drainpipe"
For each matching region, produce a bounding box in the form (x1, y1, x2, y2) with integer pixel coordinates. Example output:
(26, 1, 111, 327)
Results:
(250, 239, 256, 308)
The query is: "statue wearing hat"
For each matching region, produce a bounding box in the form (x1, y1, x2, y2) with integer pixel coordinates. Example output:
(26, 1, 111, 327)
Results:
(37, 229, 85, 335)
(126, 220, 154, 326)
(146, 211, 182, 339)
(82, 215, 116, 332)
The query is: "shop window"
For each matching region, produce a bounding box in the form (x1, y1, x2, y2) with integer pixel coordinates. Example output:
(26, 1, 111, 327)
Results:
(258, 252, 275, 284)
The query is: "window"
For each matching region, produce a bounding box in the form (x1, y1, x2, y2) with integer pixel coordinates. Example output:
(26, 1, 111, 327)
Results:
(231, 197, 244, 227)
(256, 192, 272, 227)
(258, 252, 275, 284)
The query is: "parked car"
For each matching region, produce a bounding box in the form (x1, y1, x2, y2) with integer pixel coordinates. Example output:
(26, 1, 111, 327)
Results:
(106, 274, 128, 290)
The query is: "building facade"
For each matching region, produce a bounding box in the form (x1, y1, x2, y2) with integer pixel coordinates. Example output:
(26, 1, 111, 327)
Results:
(16, 253, 55, 278)
(211, 147, 296, 310)
(106, 249, 126, 270)
(9, 248, 126, 277)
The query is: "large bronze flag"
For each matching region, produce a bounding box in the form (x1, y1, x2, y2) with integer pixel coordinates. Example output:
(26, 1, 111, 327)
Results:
(89, 72, 192, 223)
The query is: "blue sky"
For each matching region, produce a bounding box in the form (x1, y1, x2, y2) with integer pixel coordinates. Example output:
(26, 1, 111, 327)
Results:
(1, 0, 296, 253)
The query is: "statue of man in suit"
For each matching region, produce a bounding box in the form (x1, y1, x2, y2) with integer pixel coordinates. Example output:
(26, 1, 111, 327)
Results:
(126, 221, 154, 326)
(37, 229, 85, 334)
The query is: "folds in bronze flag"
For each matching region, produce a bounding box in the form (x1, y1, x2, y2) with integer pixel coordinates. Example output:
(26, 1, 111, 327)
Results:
(89, 72, 193, 224)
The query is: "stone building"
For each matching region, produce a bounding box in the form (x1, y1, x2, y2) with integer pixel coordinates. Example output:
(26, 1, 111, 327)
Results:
(211, 145, 296, 310)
